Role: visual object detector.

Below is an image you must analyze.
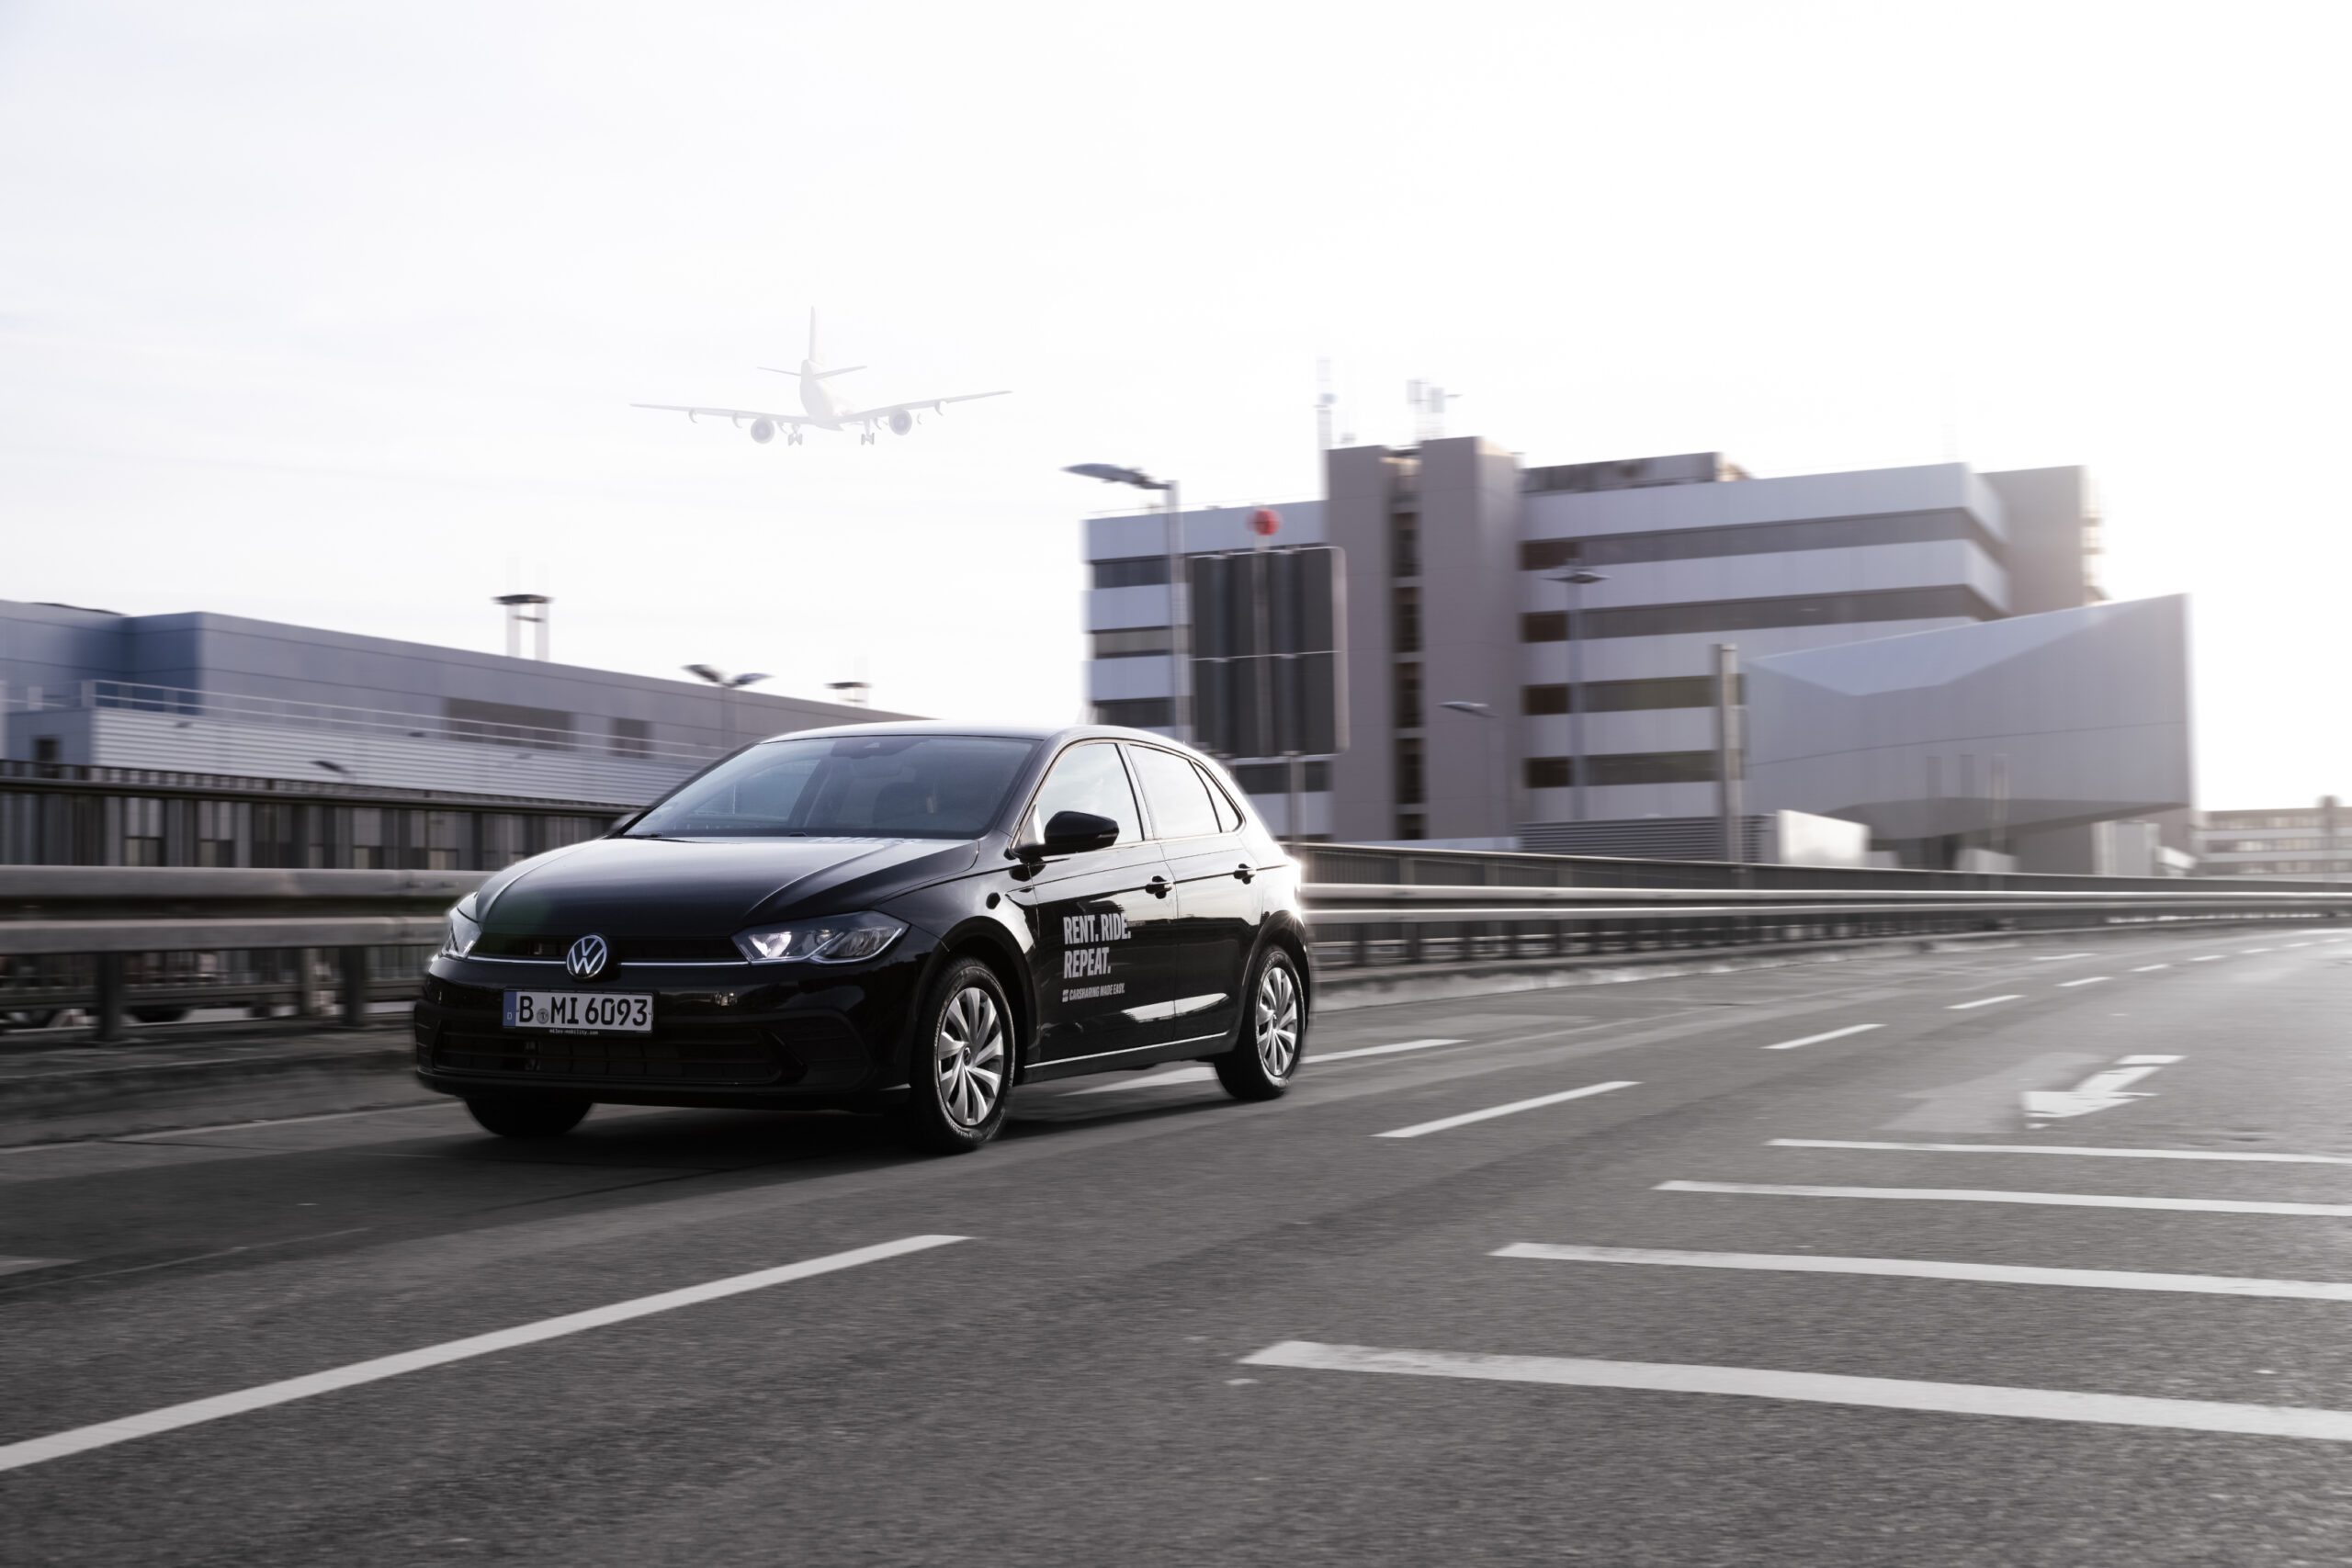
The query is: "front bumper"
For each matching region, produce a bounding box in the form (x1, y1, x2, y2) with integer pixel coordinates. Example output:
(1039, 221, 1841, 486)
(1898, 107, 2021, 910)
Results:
(413, 937, 934, 1109)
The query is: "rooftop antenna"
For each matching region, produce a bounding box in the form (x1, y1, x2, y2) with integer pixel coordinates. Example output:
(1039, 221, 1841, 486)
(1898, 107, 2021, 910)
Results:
(1407, 379, 1458, 444)
(494, 593, 551, 660)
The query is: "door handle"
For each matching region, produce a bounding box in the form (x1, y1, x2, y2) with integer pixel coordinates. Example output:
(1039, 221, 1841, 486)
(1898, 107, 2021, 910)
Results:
(1233, 863, 1255, 884)
(1147, 875, 1172, 898)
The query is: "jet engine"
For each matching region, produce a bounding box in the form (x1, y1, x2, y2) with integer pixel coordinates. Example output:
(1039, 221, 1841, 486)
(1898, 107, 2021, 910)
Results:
(749, 418, 775, 444)
(888, 409, 915, 436)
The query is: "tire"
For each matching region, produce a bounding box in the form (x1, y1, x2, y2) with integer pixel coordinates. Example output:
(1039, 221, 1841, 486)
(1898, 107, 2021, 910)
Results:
(465, 1094, 592, 1139)
(900, 957, 1015, 1155)
(1214, 944, 1305, 1102)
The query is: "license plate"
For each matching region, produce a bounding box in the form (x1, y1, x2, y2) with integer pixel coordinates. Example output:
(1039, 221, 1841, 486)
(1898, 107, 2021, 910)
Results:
(503, 991, 653, 1033)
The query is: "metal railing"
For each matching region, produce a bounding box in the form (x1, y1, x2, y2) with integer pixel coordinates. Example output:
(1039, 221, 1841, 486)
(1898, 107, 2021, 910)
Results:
(2, 854, 2345, 1041)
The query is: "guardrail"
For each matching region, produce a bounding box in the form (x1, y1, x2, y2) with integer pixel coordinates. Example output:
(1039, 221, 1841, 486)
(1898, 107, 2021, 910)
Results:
(1, 863, 2345, 1042)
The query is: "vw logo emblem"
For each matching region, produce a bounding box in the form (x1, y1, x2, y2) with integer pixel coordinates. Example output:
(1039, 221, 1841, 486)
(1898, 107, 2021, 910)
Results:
(565, 934, 610, 980)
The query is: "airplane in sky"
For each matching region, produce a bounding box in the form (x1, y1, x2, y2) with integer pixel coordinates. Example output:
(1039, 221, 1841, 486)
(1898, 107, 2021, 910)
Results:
(634, 311, 1010, 446)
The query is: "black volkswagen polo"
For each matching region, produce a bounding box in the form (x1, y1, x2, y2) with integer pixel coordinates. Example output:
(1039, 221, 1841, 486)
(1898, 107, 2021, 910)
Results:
(413, 723, 1312, 1152)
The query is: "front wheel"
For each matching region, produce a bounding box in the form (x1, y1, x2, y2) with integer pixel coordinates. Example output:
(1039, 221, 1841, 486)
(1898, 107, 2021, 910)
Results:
(465, 1094, 592, 1139)
(900, 958, 1015, 1155)
(1215, 946, 1305, 1101)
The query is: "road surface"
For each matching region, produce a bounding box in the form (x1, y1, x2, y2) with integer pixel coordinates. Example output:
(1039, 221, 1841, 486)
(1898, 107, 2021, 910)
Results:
(5, 924, 2351, 1564)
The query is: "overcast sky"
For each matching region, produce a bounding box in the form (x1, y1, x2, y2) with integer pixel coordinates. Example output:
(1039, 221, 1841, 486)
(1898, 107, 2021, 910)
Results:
(3, 1, 2345, 807)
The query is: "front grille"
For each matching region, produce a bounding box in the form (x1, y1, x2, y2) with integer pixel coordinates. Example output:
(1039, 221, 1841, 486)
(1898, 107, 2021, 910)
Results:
(434, 1027, 792, 1087)
(472, 933, 742, 964)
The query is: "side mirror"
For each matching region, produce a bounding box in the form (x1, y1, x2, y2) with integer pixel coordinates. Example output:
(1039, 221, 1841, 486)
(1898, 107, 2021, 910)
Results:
(1021, 809, 1121, 860)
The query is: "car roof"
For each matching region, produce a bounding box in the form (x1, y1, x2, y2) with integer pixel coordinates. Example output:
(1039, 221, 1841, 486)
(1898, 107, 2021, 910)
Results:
(756, 719, 1200, 751)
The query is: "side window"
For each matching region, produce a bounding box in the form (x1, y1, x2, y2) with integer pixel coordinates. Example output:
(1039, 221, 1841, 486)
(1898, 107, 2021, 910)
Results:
(1027, 743, 1140, 845)
(1195, 762, 1244, 832)
(1129, 746, 1222, 840)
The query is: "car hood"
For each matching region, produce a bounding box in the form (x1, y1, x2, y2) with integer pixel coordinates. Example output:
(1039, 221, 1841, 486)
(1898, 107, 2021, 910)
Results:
(476, 835, 981, 937)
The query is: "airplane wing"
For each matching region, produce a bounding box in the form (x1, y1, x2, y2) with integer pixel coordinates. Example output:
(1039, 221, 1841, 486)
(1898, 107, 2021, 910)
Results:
(835, 389, 1012, 423)
(631, 402, 817, 426)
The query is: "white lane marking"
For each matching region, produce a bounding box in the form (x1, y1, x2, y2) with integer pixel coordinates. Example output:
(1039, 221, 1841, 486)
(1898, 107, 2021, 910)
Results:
(2056, 976, 2110, 988)
(1773, 1139, 2352, 1167)
(0, 1257, 67, 1278)
(2023, 1055, 2173, 1120)
(2131, 964, 2171, 972)
(0, 1234, 966, 1476)
(1494, 1242, 2352, 1303)
(1948, 995, 2023, 1010)
(1659, 1180, 2352, 1217)
(1238, 1340, 2352, 1442)
(2030, 953, 2098, 962)
(2285, 943, 2312, 950)
(2191, 954, 2224, 962)
(1066, 1037, 1471, 1095)
(1317, 1036, 1469, 1065)
(2243, 947, 2276, 954)
(1375, 1080, 1637, 1140)
(1760, 1023, 1883, 1052)
(117, 1102, 456, 1141)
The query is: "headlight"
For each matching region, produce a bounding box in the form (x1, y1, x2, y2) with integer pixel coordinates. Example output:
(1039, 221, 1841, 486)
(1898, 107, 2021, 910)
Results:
(442, 897, 481, 958)
(733, 911, 906, 964)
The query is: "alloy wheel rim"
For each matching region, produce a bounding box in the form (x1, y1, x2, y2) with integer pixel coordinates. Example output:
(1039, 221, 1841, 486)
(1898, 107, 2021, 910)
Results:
(935, 985, 1006, 1128)
(1255, 961, 1299, 1078)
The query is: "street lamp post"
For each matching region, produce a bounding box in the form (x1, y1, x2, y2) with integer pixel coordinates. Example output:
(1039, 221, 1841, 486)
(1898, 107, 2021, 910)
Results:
(1546, 569, 1608, 823)
(1440, 700, 1510, 849)
(1065, 464, 1187, 742)
(684, 664, 771, 750)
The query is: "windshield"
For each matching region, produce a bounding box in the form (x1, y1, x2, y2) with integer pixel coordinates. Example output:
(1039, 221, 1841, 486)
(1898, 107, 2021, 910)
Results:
(624, 734, 1036, 840)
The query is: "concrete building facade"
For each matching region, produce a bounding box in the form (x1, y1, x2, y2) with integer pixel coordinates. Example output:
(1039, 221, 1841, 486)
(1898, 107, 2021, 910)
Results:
(1082, 436, 2138, 865)
(2195, 803, 2351, 881)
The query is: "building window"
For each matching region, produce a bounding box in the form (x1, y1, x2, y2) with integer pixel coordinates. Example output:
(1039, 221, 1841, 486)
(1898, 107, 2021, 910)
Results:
(1522, 675, 1741, 714)
(195, 800, 242, 867)
(1228, 761, 1331, 794)
(348, 807, 385, 869)
(119, 797, 164, 866)
(1091, 626, 1174, 659)
(1393, 586, 1421, 653)
(446, 697, 575, 750)
(1522, 507, 2003, 571)
(1523, 751, 1719, 787)
(1091, 557, 1171, 589)
(609, 717, 652, 759)
(1394, 661, 1423, 730)
(1522, 587, 1999, 642)
(1094, 698, 1174, 729)
(1396, 736, 1424, 806)
(1391, 512, 1419, 578)
(1520, 538, 1582, 572)
(1394, 810, 1425, 841)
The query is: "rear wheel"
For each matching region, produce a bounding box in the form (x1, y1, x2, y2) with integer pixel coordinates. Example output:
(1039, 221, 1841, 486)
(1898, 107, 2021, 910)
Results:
(1214, 946, 1304, 1101)
(901, 958, 1014, 1155)
(465, 1094, 592, 1139)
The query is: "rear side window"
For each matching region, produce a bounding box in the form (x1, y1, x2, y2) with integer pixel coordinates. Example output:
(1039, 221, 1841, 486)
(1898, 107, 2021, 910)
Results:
(1026, 743, 1141, 845)
(1129, 746, 1223, 840)
(1195, 763, 1245, 832)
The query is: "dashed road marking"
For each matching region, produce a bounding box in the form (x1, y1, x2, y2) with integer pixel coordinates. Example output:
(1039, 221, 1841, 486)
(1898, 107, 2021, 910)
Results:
(1948, 995, 2022, 1010)
(2057, 976, 2110, 987)
(1067, 1038, 1470, 1095)
(0, 1257, 66, 1278)
(2030, 953, 2098, 962)
(2191, 954, 2225, 962)
(1238, 1341, 2352, 1442)
(0, 1234, 967, 1475)
(1493, 1242, 2352, 1303)
(2131, 964, 2171, 972)
(1760, 1024, 1883, 1052)
(1771, 1138, 2352, 1167)
(1375, 1080, 1637, 1140)
(1658, 1180, 2352, 1217)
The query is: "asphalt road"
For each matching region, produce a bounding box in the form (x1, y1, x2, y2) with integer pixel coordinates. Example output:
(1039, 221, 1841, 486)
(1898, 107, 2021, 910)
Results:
(6, 923, 2352, 1565)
